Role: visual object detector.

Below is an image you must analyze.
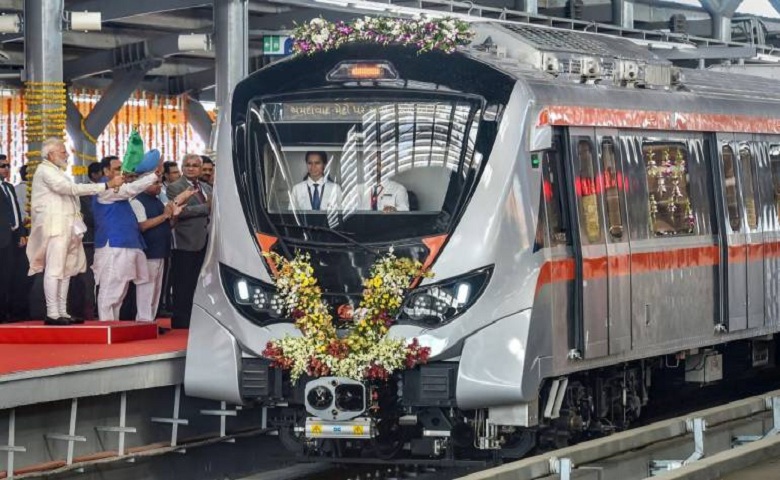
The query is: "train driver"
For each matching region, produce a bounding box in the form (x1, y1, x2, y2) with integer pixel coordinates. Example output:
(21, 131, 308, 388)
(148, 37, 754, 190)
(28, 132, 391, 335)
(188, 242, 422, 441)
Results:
(366, 155, 409, 213)
(291, 151, 343, 211)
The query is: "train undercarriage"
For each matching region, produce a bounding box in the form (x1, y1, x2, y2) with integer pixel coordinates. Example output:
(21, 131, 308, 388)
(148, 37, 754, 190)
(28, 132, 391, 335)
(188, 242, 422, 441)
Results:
(257, 337, 778, 463)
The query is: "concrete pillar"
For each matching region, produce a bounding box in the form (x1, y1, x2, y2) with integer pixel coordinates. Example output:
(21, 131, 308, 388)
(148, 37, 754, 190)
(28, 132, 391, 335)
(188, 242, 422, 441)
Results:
(613, 0, 634, 29)
(712, 14, 732, 42)
(513, 0, 537, 14)
(24, 0, 64, 174)
(213, 0, 248, 155)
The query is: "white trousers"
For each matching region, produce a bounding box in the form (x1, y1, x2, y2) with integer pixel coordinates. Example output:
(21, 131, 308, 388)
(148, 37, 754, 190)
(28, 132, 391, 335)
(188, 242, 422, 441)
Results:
(43, 275, 70, 319)
(135, 258, 164, 323)
(94, 246, 148, 321)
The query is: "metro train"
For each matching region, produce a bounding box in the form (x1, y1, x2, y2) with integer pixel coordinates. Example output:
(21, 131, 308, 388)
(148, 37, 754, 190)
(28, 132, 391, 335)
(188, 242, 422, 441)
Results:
(184, 20, 780, 459)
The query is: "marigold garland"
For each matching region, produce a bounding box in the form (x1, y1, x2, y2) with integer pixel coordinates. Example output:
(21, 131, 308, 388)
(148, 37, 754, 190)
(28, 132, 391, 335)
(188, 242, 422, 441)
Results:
(292, 16, 474, 56)
(262, 251, 432, 382)
(24, 81, 66, 223)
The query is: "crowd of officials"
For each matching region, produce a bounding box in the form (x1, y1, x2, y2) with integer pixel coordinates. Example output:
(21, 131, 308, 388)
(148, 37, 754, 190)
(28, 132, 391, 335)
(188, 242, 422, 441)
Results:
(0, 137, 214, 330)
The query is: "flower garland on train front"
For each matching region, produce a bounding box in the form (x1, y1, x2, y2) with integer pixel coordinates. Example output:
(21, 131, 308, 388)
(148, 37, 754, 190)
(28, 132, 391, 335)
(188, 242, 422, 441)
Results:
(262, 251, 432, 382)
(292, 16, 474, 55)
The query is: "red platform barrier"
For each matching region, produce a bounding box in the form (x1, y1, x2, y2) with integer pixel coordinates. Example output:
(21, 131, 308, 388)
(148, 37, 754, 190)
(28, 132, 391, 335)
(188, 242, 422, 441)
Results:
(0, 321, 158, 345)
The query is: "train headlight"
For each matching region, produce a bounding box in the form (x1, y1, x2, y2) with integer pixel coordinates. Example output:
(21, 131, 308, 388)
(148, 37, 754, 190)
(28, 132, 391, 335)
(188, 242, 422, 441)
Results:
(220, 264, 286, 325)
(400, 266, 493, 326)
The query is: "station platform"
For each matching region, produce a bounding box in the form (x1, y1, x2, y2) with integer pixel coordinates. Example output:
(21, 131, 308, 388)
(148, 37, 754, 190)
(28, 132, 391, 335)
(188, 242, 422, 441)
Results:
(0, 319, 187, 409)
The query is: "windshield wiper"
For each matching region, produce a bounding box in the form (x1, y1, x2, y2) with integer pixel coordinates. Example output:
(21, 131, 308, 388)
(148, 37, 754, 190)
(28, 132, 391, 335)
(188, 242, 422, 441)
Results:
(275, 223, 379, 255)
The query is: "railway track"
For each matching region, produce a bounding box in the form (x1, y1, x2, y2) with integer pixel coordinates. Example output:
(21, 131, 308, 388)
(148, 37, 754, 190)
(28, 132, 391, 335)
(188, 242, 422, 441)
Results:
(242, 373, 780, 480)
(459, 388, 780, 480)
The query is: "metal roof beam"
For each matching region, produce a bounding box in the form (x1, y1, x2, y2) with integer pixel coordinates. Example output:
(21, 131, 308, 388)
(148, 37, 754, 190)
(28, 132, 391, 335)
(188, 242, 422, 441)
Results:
(67, 0, 213, 22)
(699, 0, 743, 17)
(770, 0, 780, 18)
(168, 67, 215, 94)
(64, 33, 194, 80)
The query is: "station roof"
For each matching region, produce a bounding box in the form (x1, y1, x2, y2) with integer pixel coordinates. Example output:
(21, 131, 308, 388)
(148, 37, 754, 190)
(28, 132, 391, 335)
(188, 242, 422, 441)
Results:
(1, 0, 779, 101)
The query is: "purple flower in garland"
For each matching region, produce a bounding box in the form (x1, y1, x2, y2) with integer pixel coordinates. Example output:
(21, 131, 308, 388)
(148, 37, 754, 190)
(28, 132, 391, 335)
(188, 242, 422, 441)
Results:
(292, 16, 474, 56)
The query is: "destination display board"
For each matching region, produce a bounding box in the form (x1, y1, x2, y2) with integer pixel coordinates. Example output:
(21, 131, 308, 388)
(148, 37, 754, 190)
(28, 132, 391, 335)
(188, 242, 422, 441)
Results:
(261, 102, 446, 122)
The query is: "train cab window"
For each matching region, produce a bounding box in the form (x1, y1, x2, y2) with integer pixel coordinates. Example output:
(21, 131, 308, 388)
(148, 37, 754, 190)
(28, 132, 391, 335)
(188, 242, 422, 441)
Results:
(642, 141, 695, 236)
(721, 144, 742, 232)
(600, 138, 623, 239)
(739, 143, 759, 230)
(769, 144, 780, 220)
(247, 94, 491, 244)
(536, 150, 568, 249)
(574, 138, 603, 244)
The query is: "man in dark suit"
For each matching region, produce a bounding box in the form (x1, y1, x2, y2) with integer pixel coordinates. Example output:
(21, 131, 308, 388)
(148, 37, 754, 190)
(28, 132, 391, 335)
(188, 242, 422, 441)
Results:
(166, 154, 212, 329)
(0, 159, 25, 322)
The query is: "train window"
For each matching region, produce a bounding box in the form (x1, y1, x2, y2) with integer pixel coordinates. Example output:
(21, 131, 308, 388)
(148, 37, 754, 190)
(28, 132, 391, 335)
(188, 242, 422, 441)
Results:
(721, 144, 742, 232)
(739, 143, 759, 230)
(574, 138, 603, 244)
(770, 144, 780, 220)
(642, 141, 695, 236)
(601, 138, 623, 239)
(535, 150, 568, 250)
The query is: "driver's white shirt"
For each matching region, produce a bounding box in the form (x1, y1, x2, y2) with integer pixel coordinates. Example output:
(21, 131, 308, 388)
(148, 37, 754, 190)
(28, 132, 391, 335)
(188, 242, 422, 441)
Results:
(361, 179, 409, 211)
(291, 176, 342, 211)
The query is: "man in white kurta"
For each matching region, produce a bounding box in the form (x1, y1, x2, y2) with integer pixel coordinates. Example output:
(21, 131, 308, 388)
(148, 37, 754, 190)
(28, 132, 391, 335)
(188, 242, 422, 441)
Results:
(27, 138, 123, 324)
(92, 157, 161, 321)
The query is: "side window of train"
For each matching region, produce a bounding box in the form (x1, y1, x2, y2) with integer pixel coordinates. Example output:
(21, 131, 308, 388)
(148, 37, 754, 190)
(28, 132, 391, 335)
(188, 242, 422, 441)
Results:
(770, 144, 780, 221)
(600, 137, 624, 239)
(721, 144, 742, 232)
(573, 137, 604, 244)
(738, 142, 760, 231)
(538, 149, 568, 248)
(642, 140, 695, 236)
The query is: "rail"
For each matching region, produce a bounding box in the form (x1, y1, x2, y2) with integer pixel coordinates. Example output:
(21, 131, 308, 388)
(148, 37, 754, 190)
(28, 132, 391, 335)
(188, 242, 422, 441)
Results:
(458, 389, 780, 480)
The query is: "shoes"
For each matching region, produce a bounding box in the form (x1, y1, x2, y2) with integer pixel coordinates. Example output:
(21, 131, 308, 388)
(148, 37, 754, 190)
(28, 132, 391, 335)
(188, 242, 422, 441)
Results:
(158, 327, 170, 335)
(44, 316, 70, 326)
(59, 314, 84, 324)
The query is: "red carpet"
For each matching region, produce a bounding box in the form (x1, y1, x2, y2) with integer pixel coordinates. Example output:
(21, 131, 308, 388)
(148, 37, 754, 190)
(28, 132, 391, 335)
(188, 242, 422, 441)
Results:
(0, 321, 158, 344)
(0, 320, 187, 376)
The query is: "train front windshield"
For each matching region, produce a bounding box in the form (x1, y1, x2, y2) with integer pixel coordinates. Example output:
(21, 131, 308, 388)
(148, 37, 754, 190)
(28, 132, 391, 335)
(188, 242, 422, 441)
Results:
(248, 93, 487, 244)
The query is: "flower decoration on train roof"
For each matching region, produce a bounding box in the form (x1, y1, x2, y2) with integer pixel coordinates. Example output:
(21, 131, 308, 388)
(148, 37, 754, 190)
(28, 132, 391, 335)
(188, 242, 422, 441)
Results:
(261, 250, 432, 382)
(292, 16, 474, 56)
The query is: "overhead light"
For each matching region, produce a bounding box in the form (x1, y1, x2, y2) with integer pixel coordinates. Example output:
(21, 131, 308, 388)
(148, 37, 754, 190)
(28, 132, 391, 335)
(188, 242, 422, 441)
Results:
(68, 11, 101, 31)
(178, 33, 212, 52)
(0, 14, 21, 34)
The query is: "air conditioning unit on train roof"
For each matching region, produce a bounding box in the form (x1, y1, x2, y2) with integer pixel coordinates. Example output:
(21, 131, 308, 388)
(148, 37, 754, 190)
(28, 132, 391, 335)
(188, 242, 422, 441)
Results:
(616, 59, 639, 84)
(580, 56, 602, 79)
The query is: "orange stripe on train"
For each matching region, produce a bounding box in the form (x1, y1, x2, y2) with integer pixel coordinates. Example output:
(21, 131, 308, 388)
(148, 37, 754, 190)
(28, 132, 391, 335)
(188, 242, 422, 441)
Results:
(535, 242, 780, 295)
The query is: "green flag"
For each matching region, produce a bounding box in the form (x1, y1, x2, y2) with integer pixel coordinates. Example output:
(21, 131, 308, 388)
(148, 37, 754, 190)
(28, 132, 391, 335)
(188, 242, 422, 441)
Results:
(122, 130, 145, 173)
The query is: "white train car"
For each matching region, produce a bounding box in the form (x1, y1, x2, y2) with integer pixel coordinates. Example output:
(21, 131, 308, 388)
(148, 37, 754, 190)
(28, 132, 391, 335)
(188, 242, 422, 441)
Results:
(184, 21, 780, 459)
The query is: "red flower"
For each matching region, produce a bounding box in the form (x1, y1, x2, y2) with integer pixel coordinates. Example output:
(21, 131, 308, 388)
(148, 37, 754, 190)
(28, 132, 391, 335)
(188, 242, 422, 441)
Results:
(326, 339, 350, 359)
(307, 356, 332, 377)
(404, 339, 431, 369)
(263, 341, 295, 370)
(364, 363, 390, 381)
(291, 309, 305, 319)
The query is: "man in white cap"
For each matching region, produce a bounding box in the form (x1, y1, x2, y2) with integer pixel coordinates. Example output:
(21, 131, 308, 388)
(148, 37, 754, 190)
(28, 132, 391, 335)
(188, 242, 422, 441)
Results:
(27, 137, 124, 325)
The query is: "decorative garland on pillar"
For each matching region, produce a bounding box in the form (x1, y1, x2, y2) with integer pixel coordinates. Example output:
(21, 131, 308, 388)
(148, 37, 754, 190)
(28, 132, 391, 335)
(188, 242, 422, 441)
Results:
(24, 81, 67, 223)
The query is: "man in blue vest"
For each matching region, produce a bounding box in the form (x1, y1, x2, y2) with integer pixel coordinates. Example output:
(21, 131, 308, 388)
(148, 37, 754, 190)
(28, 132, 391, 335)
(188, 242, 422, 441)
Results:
(130, 178, 191, 323)
(92, 153, 162, 321)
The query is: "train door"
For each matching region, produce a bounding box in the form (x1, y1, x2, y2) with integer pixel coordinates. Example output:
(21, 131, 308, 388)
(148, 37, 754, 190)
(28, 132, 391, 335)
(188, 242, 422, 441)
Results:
(765, 142, 780, 326)
(563, 128, 609, 359)
(717, 135, 764, 331)
(742, 140, 766, 329)
(597, 132, 631, 355)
